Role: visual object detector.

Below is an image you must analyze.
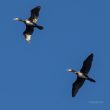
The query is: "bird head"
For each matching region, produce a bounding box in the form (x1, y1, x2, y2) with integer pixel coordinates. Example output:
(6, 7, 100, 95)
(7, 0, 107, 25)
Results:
(13, 18, 25, 23)
(13, 18, 21, 21)
(67, 69, 76, 73)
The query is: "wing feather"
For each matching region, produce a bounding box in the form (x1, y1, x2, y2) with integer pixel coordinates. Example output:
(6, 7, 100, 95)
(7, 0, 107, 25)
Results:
(29, 6, 41, 23)
(80, 53, 93, 74)
(72, 77, 85, 97)
(23, 26, 34, 42)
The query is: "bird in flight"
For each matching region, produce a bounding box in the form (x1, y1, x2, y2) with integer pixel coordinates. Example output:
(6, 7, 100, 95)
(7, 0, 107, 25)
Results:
(67, 53, 96, 97)
(14, 6, 44, 42)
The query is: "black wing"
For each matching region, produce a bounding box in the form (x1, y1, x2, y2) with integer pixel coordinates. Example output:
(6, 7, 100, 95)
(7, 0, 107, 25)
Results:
(23, 26, 34, 42)
(72, 77, 85, 97)
(80, 53, 93, 74)
(29, 6, 41, 23)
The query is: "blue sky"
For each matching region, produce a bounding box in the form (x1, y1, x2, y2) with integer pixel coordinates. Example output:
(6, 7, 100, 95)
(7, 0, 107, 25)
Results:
(0, 0, 109, 109)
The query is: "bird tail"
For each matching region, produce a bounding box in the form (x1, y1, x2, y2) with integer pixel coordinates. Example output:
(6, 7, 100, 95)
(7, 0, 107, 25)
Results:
(87, 77, 96, 82)
(35, 24, 44, 30)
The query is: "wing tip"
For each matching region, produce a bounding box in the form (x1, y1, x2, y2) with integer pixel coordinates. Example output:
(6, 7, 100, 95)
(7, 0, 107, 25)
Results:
(89, 53, 94, 58)
(37, 6, 41, 9)
(33, 6, 41, 10)
(72, 94, 76, 97)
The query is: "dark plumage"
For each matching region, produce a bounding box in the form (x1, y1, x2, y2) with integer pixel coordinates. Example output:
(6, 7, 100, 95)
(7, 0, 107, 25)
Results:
(80, 53, 93, 74)
(72, 77, 85, 97)
(67, 53, 96, 97)
(14, 6, 43, 42)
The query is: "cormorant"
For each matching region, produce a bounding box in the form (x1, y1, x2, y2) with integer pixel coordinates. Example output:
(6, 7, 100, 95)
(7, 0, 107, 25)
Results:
(67, 53, 96, 97)
(14, 6, 43, 42)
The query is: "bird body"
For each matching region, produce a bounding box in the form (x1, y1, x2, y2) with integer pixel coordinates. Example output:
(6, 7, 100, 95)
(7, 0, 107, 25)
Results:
(25, 19, 35, 25)
(76, 72, 87, 79)
(67, 53, 96, 97)
(14, 6, 43, 42)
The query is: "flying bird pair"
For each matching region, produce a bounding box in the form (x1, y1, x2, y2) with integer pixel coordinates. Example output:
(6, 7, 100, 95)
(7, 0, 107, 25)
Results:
(67, 53, 96, 97)
(14, 6, 43, 42)
(14, 6, 96, 97)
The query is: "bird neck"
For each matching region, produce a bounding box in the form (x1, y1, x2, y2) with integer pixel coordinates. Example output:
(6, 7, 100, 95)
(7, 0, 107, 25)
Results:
(17, 18, 25, 23)
(71, 69, 77, 73)
(20, 19, 25, 23)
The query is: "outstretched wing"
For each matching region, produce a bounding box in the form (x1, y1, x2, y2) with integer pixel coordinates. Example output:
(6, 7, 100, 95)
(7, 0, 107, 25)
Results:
(29, 6, 41, 23)
(80, 53, 93, 74)
(72, 77, 85, 97)
(23, 26, 34, 42)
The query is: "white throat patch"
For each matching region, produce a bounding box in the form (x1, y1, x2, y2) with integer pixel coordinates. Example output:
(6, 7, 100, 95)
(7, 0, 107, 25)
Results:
(26, 20, 33, 25)
(77, 72, 87, 78)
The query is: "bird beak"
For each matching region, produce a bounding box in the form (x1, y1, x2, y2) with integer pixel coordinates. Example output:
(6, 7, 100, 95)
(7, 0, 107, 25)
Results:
(67, 69, 76, 73)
